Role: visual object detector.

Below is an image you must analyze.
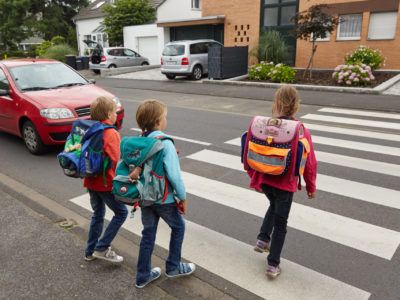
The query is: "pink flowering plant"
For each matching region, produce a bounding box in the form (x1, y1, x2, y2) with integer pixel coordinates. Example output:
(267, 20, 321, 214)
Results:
(332, 64, 375, 86)
(248, 61, 275, 80)
(248, 62, 296, 83)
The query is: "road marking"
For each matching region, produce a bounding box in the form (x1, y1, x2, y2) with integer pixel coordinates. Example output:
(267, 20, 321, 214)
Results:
(187, 149, 400, 210)
(303, 123, 400, 142)
(315, 151, 400, 177)
(181, 168, 400, 260)
(311, 136, 400, 157)
(130, 128, 212, 146)
(318, 108, 400, 120)
(301, 114, 400, 130)
(70, 194, 371, 300)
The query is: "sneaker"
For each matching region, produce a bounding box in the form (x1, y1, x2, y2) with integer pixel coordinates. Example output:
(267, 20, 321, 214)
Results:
(254, 240, 270, 253)
(135, 267, 161, 288)
(266, 265, 281, 278)
(166, 262, 196, 278)
(84, 254, 96, 261)
(92, 246, 123, 263)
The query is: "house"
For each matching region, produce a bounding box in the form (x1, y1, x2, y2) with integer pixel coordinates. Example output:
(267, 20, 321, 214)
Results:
(296, 0, 400, 70)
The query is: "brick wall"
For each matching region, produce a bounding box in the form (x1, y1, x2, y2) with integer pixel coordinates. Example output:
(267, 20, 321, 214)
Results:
(296, 0, 400, 70)
(202, 0, 261, 65)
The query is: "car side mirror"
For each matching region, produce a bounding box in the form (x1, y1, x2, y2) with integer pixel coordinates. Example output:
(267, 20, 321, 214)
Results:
(0, 89, 10, 96)
(88, 79, 96, 84)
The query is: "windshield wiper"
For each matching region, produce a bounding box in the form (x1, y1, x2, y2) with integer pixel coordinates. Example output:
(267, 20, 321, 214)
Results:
(52, 83, 85, 89)
(21, 87, 49, 91)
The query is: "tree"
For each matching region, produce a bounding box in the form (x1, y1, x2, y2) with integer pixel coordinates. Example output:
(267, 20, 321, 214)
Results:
(291, 5, 339, 79)
(102, 0, 155, 46)
(32, 0, 89, 43)
(0, 0, 34, 49)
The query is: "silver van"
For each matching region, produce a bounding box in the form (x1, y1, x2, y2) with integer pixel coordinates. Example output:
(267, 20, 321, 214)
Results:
(161, 39, 223, 80)
(84, 40, 149, 73)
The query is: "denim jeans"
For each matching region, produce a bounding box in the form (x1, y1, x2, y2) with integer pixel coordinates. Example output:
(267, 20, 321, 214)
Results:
(136, 203, 185, 285)
(257, 184, 294, 267)
(85, 190, 128, 256)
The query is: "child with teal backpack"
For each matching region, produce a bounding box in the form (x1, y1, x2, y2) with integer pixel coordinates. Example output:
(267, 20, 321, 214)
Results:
(134, 99, 195, 288)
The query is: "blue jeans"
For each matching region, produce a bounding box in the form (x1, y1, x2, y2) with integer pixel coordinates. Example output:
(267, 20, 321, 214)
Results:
(257, 184, 294, 267)
(85, 190, 128, 256)
(136, 203, 185, 285)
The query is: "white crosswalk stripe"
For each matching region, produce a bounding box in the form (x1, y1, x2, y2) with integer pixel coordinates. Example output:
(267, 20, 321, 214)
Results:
(70, 194, 370, 300)
(69, 107, 400, 299)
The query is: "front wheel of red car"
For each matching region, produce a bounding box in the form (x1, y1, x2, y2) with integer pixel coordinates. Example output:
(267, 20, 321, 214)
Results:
(22, 121, 46, 155)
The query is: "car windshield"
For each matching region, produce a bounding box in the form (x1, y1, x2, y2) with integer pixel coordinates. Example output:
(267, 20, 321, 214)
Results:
(162, 45, 185, 56)
(9, 63, 88, 92)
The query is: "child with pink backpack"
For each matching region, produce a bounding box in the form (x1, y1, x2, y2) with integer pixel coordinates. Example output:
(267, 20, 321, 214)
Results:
(242, 86, 317, 278)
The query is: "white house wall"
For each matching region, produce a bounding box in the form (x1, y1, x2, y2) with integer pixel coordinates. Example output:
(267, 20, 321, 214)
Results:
(157, 0, 202, 22)
(76, 17, 104, 56)
(123, 24, 169, 65)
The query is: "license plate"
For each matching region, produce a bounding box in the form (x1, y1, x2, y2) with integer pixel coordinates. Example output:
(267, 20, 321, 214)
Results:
(166, 61, 176, 65)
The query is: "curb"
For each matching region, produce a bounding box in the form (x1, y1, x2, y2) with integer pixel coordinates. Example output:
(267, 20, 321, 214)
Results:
(101, 64, 161, 77)
(203, 73, 400, 95)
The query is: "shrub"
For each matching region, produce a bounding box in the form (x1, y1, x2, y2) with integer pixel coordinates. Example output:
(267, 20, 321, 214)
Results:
(248, 62, 296, 83)
(42, 44, 76, 62)
(269, 63, 297, 83)
(332, 64, 375, 86)
(345, 46, 384, 71)
(250, 30, 288, 64)
(248, 61, 275, 80)
(51, 35, 66, 45)
(36, 40, 52, 57)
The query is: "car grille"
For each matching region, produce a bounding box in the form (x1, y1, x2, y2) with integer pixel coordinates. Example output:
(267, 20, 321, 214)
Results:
(75, 105, 91, 117)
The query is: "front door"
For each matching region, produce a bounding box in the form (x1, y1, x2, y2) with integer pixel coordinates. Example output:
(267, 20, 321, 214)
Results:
(0, 68, 17, 133)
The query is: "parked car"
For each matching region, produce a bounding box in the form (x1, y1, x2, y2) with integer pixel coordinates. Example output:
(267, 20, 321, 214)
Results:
(0, 59, 124, 154)
(84, 40, 150, 73)
(161, 39, 223, 80)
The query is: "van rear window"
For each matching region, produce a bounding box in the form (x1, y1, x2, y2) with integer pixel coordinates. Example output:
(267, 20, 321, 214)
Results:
(162, 45, 185, 56)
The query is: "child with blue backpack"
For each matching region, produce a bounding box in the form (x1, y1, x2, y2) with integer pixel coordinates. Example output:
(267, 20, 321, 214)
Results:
(134, 99, 195, 288)
(248, 86, 317, 278)
(84, 96, 128, 262)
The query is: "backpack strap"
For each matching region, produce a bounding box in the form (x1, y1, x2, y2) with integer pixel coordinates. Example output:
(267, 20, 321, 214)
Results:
(101, 123, 117, 188)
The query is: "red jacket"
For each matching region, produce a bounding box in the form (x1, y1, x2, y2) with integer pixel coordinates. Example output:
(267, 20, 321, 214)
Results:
(83, 120, 120, 191)
(247, 127, 317, 193)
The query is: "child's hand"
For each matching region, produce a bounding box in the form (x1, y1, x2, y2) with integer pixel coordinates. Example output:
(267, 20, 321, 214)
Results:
(128, 166, 142, 183)
(307, 192, 316, 199)
(255, 188, 263, 193)
(177, 199, 187, 215)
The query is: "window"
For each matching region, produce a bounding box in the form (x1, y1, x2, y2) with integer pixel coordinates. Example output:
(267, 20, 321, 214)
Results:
(124, 49, 138, 57)
(311, 32, 330, 42)
(191, 0, 201, 9)
(281, 5, 296, 25)
(337, 14, 362, 40)
(368, 11, 398, 40)
(264, 7, 279, 26)
(0, 69, 10, 90)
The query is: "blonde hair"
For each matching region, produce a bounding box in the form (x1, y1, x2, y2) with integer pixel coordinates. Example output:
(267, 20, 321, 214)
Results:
(272, 86, 300, 118)
(136, 99, 167, 131)
(90, 96, 116, 121)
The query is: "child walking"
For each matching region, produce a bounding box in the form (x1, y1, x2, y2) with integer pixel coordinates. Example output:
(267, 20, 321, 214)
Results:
(84, 96, 128, 262)
(135, 99, 195, 288)
(248, 86, 317, 278)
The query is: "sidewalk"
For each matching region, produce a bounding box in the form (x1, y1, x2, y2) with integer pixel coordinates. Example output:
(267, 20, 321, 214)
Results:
(0, 188, 238, 300)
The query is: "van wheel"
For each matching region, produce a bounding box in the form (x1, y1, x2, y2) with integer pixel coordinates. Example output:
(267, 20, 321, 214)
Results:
(22, 120, 46, 155)
(141, 62, 149, 66)
(108, 64, 117, 68)
(191, 65, 202, 80)
(166, 74, 176, 80)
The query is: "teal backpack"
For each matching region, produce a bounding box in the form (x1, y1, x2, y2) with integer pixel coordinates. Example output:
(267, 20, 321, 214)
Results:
(112, 135, 173, 207)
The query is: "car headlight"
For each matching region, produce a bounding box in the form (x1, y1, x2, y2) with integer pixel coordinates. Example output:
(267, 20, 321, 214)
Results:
(40, 108, 74, 119)
(113, 97, 122, 110)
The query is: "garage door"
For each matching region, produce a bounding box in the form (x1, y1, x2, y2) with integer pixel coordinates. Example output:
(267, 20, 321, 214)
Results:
(138, 36, 159, 65)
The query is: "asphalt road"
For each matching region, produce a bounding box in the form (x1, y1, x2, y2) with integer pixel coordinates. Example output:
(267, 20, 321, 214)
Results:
(1, 79, 399, 299)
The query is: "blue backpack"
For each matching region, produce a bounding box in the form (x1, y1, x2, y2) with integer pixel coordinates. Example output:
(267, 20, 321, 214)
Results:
(112, 135, 173, 207)
(57, 119, 115, 186)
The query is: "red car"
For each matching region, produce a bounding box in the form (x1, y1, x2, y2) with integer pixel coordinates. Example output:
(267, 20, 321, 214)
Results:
(0, 59, 124, 154)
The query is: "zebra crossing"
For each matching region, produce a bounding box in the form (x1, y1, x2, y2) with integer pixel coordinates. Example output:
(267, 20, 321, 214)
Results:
(69, 107, 400, 299)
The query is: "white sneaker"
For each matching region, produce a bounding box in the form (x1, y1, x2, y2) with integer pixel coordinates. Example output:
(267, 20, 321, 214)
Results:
(92, 246, 123, 263)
